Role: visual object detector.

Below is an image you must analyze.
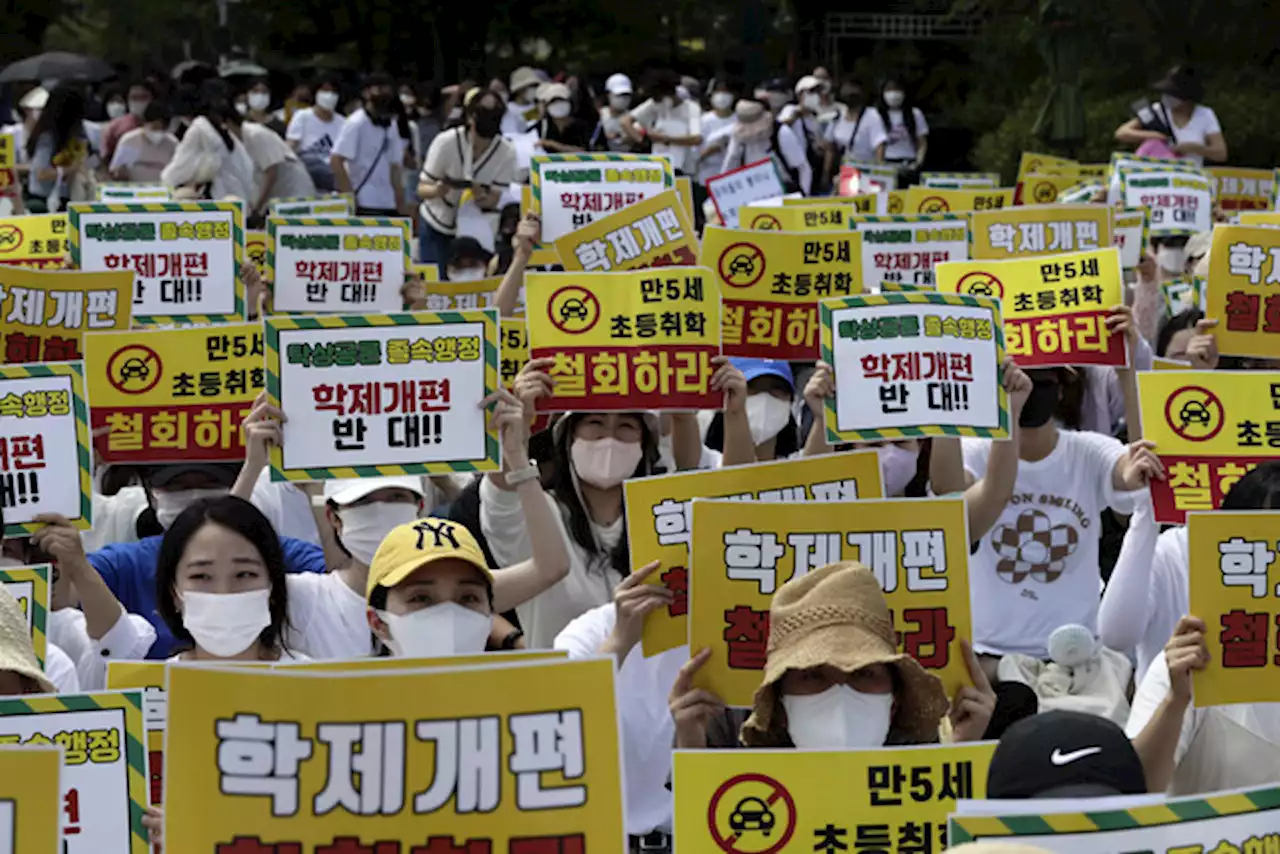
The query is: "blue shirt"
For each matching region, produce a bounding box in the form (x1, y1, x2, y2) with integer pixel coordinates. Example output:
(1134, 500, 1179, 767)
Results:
(88, 535, 327, 659)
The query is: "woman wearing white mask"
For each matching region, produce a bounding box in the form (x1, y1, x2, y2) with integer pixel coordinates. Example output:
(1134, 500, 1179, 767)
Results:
(1114, 65, 1226, 167)
(696, 79, 738, 186)
(594, 73, 638, 152)
(535, 83, 591, 154)
(109, 101, 177, 183)
(481, 359, 667, 647)
(669, 561, 995, 749)
(621, 70, 702, 177)
(286, 77, 347, 191)
(876, 78, 928, 181)
(697, 357, 799, 465)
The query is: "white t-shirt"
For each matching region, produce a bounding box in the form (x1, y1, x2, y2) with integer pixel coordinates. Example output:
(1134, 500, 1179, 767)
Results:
(241, 122, 316, 202)
(285, 571, 375, 659)
(826, 107, 889, 164)
(1167, 104, 1223, 167)
(108, 128, 177, 183)
(286, 108, 347, 159)
(555, 604, 686, 835)
(696, 112, 736, 185)
(419, 127, 517, 235)
(331, 108, 405, 211)
(962, 430, 1140, 658)
(46, 642, 79, 694)
(882, 107, 929, 161)
(629, 98, 702, 175)
(721, 122, 812, 195)
(250, 470, 322, 547)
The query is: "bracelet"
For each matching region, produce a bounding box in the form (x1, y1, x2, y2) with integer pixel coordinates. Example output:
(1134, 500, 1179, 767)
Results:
(505, 461, 540, 486)
(500, 629, 524, 650)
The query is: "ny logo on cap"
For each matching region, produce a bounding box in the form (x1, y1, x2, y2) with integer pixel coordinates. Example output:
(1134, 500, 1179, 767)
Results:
(413, 520, 460, 551)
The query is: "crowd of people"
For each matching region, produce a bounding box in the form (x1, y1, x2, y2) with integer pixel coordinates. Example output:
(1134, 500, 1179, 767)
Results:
(0, 54, 1259, 852)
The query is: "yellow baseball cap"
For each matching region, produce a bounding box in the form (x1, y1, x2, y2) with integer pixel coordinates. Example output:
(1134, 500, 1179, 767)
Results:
(366, 517, 493, 602)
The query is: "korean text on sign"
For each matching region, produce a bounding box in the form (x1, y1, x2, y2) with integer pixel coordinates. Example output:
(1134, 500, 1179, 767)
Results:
(624, 452, 884, 656)
(0, 364, 91, 534)
(500, 319, 529, 388)
(970, 204, 1112, 260)
(1188, 511, 1280, 707)
(849, 213, 969, 292)
(84, 324, 263, 464)
(162, 657, 626, 853)
(0, 564, 51, 665)
(0, 745, 61, 854)
(821, 293, 1009, 442)
(700, 225, 862, 360)
(904, 186, 1016, 215)
(105, 662, 167, 807)
(1209, 166, 1275, 212)
(68, 201, 245, 321)
(950, 783, 1280, 852)
(530, 152, 674, 242)
(0, 690, 148, 854)
(267, 218, 412, 313)
(743, 204, 856, 232)
(267, 312, 500, 480)
(705, 158, 788, 229)
(1206, 224, 1280, 359)
(689, 497, 973, 706)
(1113, 208, 1149, 271)
(0, 267, 132, 365)
(676, 743, 996, 854)
(268, 195, 354, 217)
(937, 247, 1127, 368)
(1137, 370, 1280, 524)
(554, 188, 697, 273)
(424, 276, 518, 314)
(1119, 168, 1214, 237)
(0, 215, 70, 270)
(525, 269, 720, 411)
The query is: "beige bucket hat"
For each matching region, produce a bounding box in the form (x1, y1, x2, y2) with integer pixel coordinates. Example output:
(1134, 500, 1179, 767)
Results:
(0, 588, 55, 694)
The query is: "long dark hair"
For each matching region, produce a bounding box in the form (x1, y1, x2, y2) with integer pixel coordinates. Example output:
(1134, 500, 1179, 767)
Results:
(26, 84, 86, 159)
(547, 413, 662, 576)
(1223, 462, 1280, 510)
(876, 78, 917, 145)
(155, 496, 291, 656)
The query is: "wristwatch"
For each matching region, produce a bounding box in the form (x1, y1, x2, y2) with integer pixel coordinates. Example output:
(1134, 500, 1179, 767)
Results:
(505, 460, 540, 486)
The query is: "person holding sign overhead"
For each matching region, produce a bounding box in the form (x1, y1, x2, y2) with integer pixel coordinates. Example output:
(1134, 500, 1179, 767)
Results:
(669, 561, 996, 749)
(1113, 66, 1227, 167)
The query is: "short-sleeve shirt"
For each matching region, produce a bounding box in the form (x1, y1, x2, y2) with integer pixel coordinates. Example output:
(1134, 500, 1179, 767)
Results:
(418, 126, 517, 235)
(286, 107, 347, 159)
(882, 107, 929, 161)
(331, 108, 406, 211)
(826, 107, 889, 163)
(629, 98, 702, 175)
(1168, 104, 1223, 167)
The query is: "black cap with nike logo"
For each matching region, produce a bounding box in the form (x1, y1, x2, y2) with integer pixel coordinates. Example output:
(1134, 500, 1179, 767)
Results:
(986, 710, 1148, 799)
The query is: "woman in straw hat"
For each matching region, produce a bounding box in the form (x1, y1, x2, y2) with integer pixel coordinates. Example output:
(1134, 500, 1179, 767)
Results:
(0, 586, 56, 695)
(669, 561, 996, 749)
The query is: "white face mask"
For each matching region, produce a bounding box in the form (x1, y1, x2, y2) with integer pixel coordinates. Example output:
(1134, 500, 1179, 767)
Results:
(248, 92, 270, 111)
(234, 101, 249, 116)
(1156, 245, 1186, 274)
(571, 437, 644, 489)
(782, 683, 894, 749)
(876, 443, 919, 496)
(801, 92, 821, 111)
(711, 92, 734, 111)
(1161, 94, 1184, 111)
(316, 90, 340, 111)
(337, 502, 419, 566)
(153, 487, 229, 529)
(400, 93, 416, 107)
(547, 101, 572, 119)
(609, 94, 631, 112)
(378, 602, 491, 657)
(106, 101, 126, 120)
(765, 92, 789, 111)
(144, 130, 166, 145)
(883, 91, 905, 108)
(746, 394, 792, 447)
(127, 98, 150, 117)
(181, 589, 272, 657)
(448, 266, 486, 282)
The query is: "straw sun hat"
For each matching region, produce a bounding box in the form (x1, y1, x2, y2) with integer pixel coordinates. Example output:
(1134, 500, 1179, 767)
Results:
(0, 587, 54, 694)
(740, 561, 948, 746)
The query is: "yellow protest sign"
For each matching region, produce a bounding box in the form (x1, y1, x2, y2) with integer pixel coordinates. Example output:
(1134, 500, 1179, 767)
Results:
(1017, 151, 1078, 182)
(1113, 207, 1150, 270)
(884, 190, 908, 214)
(501, 318, 529, 388)
(1188, 510, 1280, 706)
(676, 742, 996, 853)
(84, 323, 262, 464)
(0, 564, 50, 666)
(423, 275, 511, 313)
(1016, 172, 1082, 205)
(970, 204, 1112, 260)
(0, 689, 148, 852)
(904, 186, 1016, 215)
(1152, 356, 1192, 370)
(1077, 163, 1109, 180)
(530, 151, 674, 242)
(1205, 224, 1280, 358)
(0, 745, 61, 853)
(1138, 370, 1279, 524)
(787, 194, 878, 214)
(245, 228, 269, 283)
(163, 657, 625, 852)
(0, 267, 132, 365)
(1239, 211, 1280, 227)
(743, 203, 854, 232)
(700, 225, 861, 360)
(689, 498, 972, 706)
(0, 214, 70, 269)
(525, 269, 719, 411)
(623, 452, 885, 656)
(1208, 166, 1275, 212)
(0, 133, 13, 169)
(937, 248, 1126, 368)
(553, 188, 697, 273)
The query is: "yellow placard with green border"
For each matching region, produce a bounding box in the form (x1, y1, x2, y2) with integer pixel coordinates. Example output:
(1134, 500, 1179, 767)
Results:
(624, 452, 884, 657)
(162, 657, 626, 853)
(904, 186, 1016, 215)
(920, 171, 1000, 189)
(678, 743, 996, 853)
(95, 183, 171, 202)
(0, 362, 92, 534)
(970, 203, 1112, 259)
(267, 193, 354, 217)
(265, 310, 501, 481)
(0, 564, 50, 666)
(689, 497, 973, 706)
(743, 203, 856, 232)
(1113, 206, 1150, 270)
(1017, 172, 1082, 205)
(265, 216, 412, 313)
(1205, 224, 1280, 359)
(66, 200, 246, 324)
(1017, 151, 1078, 183)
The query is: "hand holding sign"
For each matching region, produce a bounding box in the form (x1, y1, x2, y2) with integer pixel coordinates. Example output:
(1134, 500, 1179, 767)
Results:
(1165, 615, 1209, 706)
(948, 639, 996, 743)
(604, 560, 672, 664)
(709, 355, 747, 415)
(240, 392, 286, 484)
(483, 388, 530, 470)
(1186, 318, 1220, 370)
(669, 648, 725, 749)
(803, 360, 835, 423)
(1001, 356, 1032, 421)
(512, 357, 556, 424)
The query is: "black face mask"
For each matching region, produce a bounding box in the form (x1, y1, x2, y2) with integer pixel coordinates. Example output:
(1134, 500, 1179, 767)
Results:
(472, 108, 501, 139)
(368, 93, 396, 125)
(1019, 381, 1060, 429)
